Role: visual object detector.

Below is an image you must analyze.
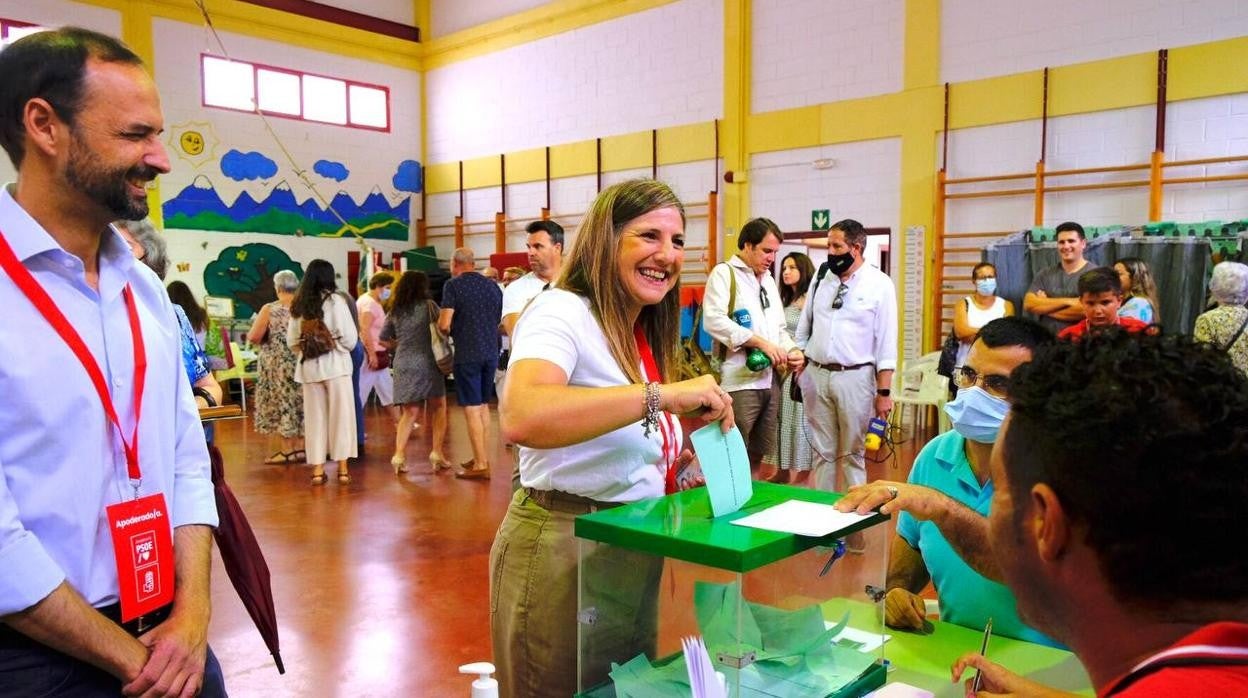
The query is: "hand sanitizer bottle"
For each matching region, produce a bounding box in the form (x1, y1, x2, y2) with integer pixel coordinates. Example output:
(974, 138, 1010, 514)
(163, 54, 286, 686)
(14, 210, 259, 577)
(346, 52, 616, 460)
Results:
(459, 662, 499, 698)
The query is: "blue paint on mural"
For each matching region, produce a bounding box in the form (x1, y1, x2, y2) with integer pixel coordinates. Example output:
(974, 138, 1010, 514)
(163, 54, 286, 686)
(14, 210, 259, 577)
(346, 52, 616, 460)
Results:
(314, 159, 350, 182)
(392, 159, 423, 193)
(221, 150, 279, 181)
(162, 175, 410, 240)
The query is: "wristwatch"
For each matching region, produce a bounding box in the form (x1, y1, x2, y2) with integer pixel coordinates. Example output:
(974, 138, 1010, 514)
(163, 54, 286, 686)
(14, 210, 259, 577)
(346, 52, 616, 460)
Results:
(876, 388, 890, 397)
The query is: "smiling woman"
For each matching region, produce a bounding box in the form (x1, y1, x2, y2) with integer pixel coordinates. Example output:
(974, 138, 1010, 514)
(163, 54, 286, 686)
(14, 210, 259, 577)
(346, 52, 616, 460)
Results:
(490, 179, 735, 696)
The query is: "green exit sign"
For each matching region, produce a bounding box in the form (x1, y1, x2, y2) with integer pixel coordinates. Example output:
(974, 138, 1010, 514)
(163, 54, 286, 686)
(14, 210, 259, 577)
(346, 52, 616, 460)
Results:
(812, 209, 830, 231)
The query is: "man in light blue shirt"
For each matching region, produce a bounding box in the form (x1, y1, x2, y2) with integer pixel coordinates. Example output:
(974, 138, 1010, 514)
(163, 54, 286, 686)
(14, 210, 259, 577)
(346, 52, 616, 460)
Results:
(0, 28, 222, 696)
(837, 317, 1058, 646)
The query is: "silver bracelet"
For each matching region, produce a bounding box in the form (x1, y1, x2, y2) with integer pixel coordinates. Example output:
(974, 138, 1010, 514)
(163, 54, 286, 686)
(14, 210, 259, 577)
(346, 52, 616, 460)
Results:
(642, 381, 662, 437)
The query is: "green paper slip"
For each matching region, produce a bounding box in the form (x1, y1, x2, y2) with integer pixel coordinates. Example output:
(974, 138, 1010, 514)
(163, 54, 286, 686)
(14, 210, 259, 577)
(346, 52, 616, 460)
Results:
(691, 422, 753, 517)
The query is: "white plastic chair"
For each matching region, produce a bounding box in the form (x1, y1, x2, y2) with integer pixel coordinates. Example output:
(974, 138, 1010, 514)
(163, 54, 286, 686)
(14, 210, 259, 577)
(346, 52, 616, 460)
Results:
(890, 351, 950, 437)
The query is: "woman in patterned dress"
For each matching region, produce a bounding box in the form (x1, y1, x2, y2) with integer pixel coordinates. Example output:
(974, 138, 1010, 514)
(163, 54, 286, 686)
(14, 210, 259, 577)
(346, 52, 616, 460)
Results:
(1194, 261, 1248, 377)
(247, 269, 305, 463)
(381, 270, 450, 473)
(765, 252, 815, 485)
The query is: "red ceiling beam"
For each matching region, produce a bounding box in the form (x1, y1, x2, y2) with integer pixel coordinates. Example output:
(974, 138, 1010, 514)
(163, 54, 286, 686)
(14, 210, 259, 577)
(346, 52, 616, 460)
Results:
(238, 0, 420, 42)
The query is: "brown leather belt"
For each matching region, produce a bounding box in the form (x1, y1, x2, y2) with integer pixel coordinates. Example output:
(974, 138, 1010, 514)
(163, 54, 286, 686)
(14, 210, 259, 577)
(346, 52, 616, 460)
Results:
(0, 602, 171, 648)
(808, 360, 873, 372)
(523, 488, 624, 514)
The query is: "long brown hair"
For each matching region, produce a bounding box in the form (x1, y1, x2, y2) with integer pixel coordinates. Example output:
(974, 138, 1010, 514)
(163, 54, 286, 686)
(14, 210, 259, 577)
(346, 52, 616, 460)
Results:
(557, 179, 685, 383)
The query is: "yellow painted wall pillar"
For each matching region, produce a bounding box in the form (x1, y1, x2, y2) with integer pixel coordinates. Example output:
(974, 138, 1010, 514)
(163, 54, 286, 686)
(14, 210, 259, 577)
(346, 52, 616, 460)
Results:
(900, 0, 942, 350)
(121, 2, 163, 226)
(720, 0, 750, 258)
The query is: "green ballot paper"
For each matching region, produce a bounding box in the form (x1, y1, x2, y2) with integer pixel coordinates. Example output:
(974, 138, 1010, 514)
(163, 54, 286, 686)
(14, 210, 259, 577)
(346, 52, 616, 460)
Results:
(690, 422, 753, 518)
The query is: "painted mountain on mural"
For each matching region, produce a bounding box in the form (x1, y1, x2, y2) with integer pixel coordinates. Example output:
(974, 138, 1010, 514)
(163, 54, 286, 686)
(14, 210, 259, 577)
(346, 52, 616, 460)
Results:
(162, 176, 410, 240)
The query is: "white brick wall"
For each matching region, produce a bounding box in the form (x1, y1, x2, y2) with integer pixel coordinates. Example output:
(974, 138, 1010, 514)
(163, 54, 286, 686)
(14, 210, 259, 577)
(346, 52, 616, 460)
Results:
(749, 138, 902, 244)
(943, 0, 1248, 84)
(751, 0, 904, 114)
(431, 0, 548, 38)
(942, 94, 1248, 232)
(0, 0, 122, 184)
(425, 0, 722, 163)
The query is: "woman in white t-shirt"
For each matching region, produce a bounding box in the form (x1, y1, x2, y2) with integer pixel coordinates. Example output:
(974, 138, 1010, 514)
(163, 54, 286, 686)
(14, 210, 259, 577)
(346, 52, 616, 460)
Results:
(953, 263, 1014, 380)
(490, 179, 734, 697)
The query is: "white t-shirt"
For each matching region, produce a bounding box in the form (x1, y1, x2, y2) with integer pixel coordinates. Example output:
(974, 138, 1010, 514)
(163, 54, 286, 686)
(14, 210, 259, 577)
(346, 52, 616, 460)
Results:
(510, 289, 681, 502)
(501, 272, 550, 318)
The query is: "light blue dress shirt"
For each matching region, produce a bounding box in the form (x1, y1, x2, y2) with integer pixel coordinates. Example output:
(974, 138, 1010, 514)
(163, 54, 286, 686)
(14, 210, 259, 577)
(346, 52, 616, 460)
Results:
(897, 430, 1060, 648)
(0, 187, 218, 615)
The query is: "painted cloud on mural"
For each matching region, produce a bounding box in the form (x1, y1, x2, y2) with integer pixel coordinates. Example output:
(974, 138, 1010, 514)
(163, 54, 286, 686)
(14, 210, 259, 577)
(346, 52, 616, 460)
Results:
(221, 150, 279, 181)
(314, 159, 350, 182)
(392, 159, 423, 193)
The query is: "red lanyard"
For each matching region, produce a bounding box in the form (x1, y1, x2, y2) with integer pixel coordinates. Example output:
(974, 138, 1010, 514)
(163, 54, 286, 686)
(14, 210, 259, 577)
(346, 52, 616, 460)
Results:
(633, 324, 678, 494)
(0, 229, 147, 482)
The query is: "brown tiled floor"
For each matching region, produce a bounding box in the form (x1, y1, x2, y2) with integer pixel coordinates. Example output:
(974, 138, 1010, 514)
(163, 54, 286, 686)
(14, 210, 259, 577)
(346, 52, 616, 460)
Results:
(206, 401, 933, 697)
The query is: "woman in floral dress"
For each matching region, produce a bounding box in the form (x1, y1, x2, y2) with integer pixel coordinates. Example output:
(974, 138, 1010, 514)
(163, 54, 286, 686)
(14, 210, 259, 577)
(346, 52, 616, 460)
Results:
(247, 269, 305, 463)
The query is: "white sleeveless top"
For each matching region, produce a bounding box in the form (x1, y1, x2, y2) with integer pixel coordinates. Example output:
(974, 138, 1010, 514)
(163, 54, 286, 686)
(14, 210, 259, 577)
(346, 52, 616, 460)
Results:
(955, 295, 1007, 367)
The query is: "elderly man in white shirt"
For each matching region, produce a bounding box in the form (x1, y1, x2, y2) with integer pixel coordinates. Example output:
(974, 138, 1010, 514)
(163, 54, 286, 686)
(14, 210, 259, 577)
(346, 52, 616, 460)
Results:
(796, 219, 897, 497)
(703, 218, 804, 473)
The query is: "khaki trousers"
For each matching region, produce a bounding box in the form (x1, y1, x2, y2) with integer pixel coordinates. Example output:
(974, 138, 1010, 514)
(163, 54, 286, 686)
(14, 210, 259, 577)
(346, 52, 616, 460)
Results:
(302, 374, 357, 465)
(489, 490, 661, 698)
(799, 364, 875, 492)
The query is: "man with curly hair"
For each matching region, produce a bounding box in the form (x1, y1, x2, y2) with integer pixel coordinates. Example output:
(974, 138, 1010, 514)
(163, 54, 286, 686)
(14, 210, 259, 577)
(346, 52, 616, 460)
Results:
(951, 334, 1248, 696)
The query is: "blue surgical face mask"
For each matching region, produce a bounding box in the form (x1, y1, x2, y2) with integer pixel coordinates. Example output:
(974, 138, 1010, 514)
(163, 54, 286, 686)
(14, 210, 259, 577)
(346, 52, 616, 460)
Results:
(975, 278, 997, 295)
(380, 288, 392, 301)
(944, 386, 1009, 444)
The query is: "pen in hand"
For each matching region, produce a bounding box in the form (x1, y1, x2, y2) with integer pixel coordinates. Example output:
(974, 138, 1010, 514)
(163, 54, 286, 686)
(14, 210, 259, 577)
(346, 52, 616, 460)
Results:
(971, 618, 993, 693)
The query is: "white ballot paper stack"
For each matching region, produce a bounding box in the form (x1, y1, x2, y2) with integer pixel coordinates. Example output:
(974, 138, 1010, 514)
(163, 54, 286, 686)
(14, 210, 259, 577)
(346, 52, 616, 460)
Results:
(681, 636, 727, 698)
(730, 499, 874, 538)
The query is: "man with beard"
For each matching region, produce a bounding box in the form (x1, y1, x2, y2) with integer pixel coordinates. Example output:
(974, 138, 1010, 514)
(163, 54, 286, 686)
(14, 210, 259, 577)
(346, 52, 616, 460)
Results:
(795, 219, 896, 516)
(0, 28, 223, 696)
(950, 334, 1248, 696)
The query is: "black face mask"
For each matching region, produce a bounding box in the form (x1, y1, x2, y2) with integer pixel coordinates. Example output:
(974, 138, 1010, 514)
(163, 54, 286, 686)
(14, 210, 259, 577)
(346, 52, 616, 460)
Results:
(827, 252, 854, 275)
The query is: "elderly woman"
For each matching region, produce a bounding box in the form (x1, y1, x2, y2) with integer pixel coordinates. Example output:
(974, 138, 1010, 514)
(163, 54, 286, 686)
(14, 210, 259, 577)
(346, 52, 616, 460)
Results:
(116, 219, 222, 408)
(287, 259, 359, 485)
(490, 179, 733, 696)
(1194, 261, 1248, 376)
(247, 270, 305, 463)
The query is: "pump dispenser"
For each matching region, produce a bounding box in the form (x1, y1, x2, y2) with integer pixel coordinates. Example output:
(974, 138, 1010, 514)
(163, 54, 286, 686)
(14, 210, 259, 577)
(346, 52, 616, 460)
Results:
(459, 662, 499, 698)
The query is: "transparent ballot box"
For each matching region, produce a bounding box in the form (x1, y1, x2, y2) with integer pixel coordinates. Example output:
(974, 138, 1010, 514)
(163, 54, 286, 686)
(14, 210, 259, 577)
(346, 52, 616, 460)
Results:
(574, 482, 890, 698)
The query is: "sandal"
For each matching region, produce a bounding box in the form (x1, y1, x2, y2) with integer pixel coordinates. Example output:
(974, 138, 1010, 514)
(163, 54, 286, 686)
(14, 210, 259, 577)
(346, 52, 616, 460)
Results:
(288, 449, 306, 463)
(429, 453, 451, 472)
(310, 471, 327, 485)
(390, 455, 408, 474)
(337, 470, 352, 485)
(264, 451, 291, 465)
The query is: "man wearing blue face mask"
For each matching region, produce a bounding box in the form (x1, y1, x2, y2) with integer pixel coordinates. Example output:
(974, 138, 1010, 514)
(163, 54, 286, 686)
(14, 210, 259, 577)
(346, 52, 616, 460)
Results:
(837, 317, 1059, 645)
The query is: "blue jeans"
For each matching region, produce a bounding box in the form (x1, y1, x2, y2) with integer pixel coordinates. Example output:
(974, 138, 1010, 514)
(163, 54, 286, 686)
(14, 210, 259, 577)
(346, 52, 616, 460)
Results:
(350, 341, 365, 444)
(0, 641, 226, 697)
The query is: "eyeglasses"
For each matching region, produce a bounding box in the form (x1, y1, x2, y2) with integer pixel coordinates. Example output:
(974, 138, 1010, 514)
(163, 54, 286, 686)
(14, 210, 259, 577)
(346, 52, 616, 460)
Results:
(759, 287, 771, 310)
(831, 283, 849, 310)
(952, 365, 1010, 398)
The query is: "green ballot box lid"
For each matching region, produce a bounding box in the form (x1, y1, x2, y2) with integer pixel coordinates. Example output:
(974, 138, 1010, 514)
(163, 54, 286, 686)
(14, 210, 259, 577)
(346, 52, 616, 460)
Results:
(573, 482, 888, 573)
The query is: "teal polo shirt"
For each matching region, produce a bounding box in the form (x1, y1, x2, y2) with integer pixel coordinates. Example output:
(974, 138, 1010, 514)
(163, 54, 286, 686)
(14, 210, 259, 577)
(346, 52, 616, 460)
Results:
(897, 430, 1061, 648)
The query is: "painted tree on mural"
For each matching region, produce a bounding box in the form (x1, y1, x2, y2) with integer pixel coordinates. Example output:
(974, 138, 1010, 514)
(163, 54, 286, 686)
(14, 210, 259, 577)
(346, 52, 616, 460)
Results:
(204, 243, 303, 318)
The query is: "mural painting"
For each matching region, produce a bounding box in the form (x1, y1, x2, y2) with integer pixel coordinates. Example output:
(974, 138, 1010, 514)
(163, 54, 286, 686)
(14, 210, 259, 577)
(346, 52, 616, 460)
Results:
(161, 122, 422, 241)
(203, 243, 303, 319)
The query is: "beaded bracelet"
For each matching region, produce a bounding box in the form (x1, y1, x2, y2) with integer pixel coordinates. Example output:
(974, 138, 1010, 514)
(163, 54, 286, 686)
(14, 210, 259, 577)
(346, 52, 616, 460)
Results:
(642, 381, 662, 437)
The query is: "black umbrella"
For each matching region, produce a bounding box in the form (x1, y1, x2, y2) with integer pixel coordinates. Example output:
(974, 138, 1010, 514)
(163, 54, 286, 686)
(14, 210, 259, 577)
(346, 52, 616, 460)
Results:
(209, 445, 285, 674)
